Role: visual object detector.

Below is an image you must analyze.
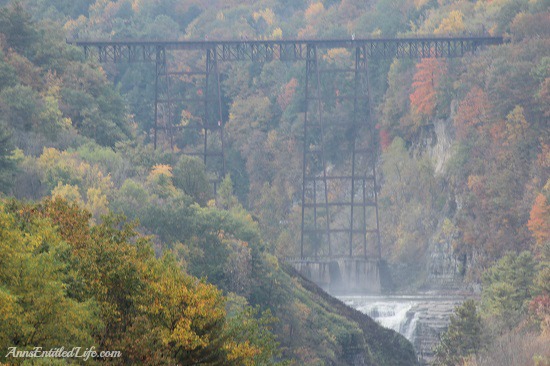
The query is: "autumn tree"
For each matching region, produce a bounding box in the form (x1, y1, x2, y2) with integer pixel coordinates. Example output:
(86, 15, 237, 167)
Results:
(0, 200, 98, 360)
(409, 58, 447, 121)
(454, 86, 493, 140)
(434, 10, 465, 35)
(528, 180, 550, 254)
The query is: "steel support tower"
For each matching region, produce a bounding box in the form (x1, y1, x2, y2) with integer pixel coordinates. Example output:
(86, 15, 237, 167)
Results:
(300, 44, 381, 260)
(73, 35, 504, 262)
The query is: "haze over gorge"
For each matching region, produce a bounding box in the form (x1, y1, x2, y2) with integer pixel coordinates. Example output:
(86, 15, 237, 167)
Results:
(0, 0, 548, 365)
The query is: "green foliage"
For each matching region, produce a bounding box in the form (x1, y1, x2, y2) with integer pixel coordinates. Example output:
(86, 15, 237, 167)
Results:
(0, 2, 37, 54)
(0, 85, 40, 131)
(172, 155, 211, 206)
(0, 197, 283, 365)
(0, 51, 18, 89)
(433, 300, 482, 366)
(0, 124, 17, 193)
(3, 0, 549, 363)
(0, 200, 99, 360)
(481, 251, 537, 329)
(0, 3, 130, 149)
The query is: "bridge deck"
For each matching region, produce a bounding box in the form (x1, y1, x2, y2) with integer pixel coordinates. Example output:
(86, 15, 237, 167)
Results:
(72, 36, 505, 62)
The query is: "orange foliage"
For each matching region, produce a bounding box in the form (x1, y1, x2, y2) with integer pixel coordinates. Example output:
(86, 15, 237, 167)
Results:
(409, 58, 446, 117)
(277, 78, 298, 110)
(38, 197, 92, 251)
(528, 192, 550, 249)
(454, 86, 491, 139)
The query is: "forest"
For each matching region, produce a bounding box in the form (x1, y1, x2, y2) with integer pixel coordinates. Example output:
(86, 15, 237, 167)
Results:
(0, 0, 548, 365)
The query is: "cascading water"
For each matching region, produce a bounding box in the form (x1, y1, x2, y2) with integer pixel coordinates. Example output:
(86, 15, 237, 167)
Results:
(340, 295, 463, 364)
(341, 296, 420, 342)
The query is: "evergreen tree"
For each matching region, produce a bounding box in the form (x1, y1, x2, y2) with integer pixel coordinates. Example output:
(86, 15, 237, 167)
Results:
(433, 300, 482, 366)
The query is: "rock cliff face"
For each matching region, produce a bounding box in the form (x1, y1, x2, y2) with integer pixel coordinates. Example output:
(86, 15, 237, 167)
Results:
(427, 116, 455, 176)
(422, 112, 465, 290)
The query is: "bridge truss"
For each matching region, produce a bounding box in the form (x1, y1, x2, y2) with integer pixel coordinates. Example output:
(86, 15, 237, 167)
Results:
(73, 36, 503, 263)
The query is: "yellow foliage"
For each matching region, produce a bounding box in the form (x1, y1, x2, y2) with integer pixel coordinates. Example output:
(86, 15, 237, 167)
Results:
(271, 27, 283, 39)
(149, 164, 173, 179)
(85, 187, 109, 219)
(323, 48, 351, 65)
(305, 2, 325, 22)
(147, 164, 177, 198)
(294, 299, 311, 322)
(435, 10, 465, 35)
(224, 340, 261, 365)
(253, 8, 276, 26)
(51, 183, 83, 205)
(503, 105, 528, 146)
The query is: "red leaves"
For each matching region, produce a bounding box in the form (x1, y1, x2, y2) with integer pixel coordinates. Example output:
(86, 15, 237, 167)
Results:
(409, 58, 447, 118)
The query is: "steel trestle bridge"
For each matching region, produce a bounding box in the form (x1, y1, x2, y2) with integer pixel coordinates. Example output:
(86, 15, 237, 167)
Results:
(72, 36, 504, 289)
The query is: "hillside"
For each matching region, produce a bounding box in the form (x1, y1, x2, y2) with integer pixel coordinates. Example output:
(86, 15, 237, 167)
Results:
(0, 2, 419, 365)
(0, 0, 549, 364)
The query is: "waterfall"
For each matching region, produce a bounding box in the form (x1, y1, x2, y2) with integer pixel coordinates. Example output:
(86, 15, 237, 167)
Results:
(340, 295, 463, 364)
(355, 300, 419, 342)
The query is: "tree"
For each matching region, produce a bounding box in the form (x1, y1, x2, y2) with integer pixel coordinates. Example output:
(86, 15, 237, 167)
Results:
(481, 251, 537, 330)
(217, 174, 240, 211)
(0, 124, 16, 193)
(454, 86, 493, 140)
(0, 200, 99, 361)
(0, 2, 38, 54)
(528, 180, 550, 253)
(434, 10, 465, 35)
(0, 85, 40, 131)
(172, 155, 211, 206)
(409, 58, 447, 120)
(433, 300, 482, 366)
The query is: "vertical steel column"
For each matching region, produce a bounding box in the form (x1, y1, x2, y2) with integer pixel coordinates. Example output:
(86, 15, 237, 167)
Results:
(362, 177, 367, 258)
(348, 47, 360, 257)
(299, 45, 311, 259)
(153, 46, 166, 150)
(213, 47, 226, 177)
(166, 64, 174, 151)
(313, 45, 332, 257)
(204, 49, 211, 166)
(363, 50, 382, 259)
(300, 44, 332, 259)
(203, 46, 225, 188)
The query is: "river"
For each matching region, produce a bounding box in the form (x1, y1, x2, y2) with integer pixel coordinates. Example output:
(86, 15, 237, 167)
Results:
(339, 294, 465, 364)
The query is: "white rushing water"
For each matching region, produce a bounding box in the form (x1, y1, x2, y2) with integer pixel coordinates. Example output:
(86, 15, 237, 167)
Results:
(340, 296, 420, 342)
(339, 295, 464, 363)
